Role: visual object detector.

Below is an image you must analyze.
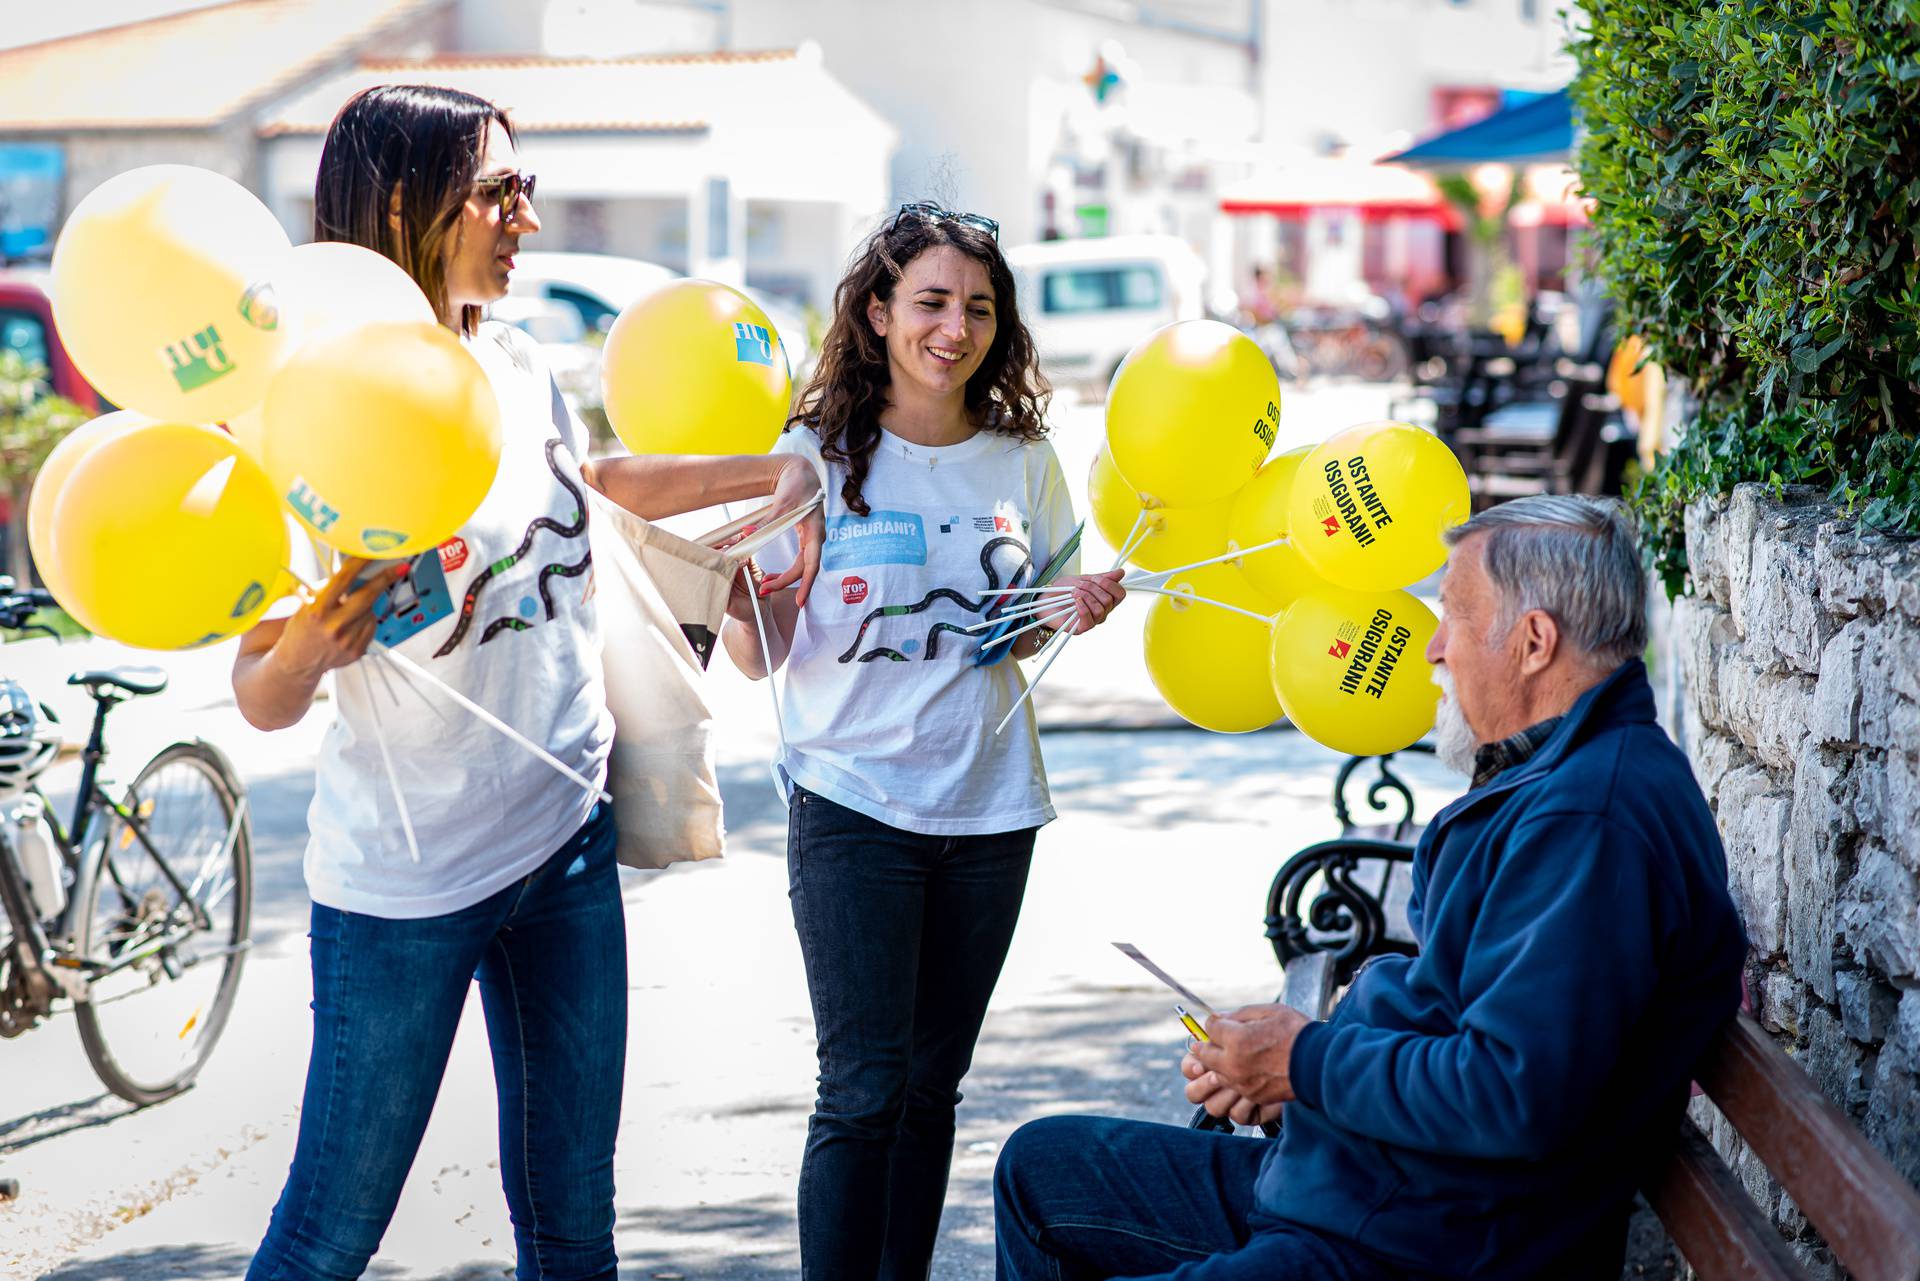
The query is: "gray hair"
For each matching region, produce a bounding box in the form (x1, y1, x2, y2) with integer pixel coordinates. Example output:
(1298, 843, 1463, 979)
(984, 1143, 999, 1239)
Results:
(1442, 495, 1647, 668)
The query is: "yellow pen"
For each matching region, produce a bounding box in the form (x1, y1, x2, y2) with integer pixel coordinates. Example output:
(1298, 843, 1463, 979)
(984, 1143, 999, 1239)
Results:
(1175, 1003, 1209, 1043)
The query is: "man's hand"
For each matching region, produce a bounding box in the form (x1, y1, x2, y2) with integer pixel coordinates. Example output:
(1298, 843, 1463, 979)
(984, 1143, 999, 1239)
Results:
(275, 558, 403, 679)
(1189, 1003, 1310, 1108)
(1183, 1050, 1285, 1127)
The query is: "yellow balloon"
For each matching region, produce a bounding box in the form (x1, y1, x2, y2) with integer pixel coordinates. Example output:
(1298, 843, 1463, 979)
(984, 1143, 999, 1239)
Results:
(226, 243, 438, 466)
(1269, 585, 1440, 756)
(1142, 563, 1285, 733)
(29, 410, 149, 629)
(50, 165, 292, 422)
(601, 279, 791, 455)
(1286, 420, 1469, 592)
(49, 422, 291, 650)
(261, 321, 501, 557)
(1086, 446, 1229, 574)
(1106, 319, 1278, 508)
(1228, 446, 1317, 604)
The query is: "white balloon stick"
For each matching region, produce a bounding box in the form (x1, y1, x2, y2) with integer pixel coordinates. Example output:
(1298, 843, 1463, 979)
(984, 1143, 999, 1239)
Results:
(359, 662, 423, 864)
(374, 643, 613, 806)
(994, 623, 1074, 736)
(1129, 585, 1276, 624)
(979, 603, 1080, 652)
(1131, 533, 1291, 583)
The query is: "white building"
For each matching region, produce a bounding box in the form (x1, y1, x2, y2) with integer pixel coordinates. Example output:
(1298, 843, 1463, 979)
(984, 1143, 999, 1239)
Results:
(0, 0, 897, 309)
(259, 46, 896, 306)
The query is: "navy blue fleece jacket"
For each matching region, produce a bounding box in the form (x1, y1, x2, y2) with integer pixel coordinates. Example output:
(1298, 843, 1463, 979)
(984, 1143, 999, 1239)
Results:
(1261, 660, 1746, 1279)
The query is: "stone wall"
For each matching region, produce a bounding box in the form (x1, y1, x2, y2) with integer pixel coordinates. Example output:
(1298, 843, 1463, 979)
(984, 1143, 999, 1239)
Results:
(1674, 482, 1920, 1276)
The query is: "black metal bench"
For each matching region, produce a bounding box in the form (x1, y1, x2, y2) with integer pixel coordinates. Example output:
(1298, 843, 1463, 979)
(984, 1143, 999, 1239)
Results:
(1196, 751, 1920, 1278)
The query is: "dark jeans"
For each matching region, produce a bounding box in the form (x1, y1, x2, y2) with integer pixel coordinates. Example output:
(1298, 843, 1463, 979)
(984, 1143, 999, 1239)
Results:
(249, 802, 626, 1281)
(994, 1116, 1396, 1281)
(787, 786, 1036, 1281)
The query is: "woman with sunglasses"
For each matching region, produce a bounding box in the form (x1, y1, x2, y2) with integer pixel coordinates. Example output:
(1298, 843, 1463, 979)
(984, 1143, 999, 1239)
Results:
(233, 85, 821, 1281)
(721, 202, 1124, 1279)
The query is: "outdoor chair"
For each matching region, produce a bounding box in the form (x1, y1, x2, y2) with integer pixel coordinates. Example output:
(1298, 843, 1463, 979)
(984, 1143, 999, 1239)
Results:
(1453, 359, 1625, 506)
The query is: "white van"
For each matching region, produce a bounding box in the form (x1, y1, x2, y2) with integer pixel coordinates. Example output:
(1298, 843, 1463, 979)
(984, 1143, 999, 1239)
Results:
(1006, 235, 1209, 391)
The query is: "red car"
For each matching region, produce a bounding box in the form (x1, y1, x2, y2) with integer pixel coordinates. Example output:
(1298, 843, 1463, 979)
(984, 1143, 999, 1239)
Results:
(0, 271, 110, 412)
(0, 271, 111, 546)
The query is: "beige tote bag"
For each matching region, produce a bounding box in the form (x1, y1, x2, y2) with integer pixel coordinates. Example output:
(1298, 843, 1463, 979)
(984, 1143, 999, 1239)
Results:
(587, 487, 815, 870)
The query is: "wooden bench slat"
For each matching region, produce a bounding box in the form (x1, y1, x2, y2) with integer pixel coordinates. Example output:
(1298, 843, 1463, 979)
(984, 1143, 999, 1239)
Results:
(1698, 1014, 1920, 1281)
(1648, 1118, 1811, 1281)
(1280, 950, 1335, 1020)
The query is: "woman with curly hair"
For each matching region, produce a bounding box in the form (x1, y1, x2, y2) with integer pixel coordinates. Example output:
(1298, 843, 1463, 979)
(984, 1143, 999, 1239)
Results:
(720, 204, 1124, 1280)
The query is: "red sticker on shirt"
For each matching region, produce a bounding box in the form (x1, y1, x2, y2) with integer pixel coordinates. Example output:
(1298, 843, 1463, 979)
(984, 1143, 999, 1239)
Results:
(437, 537, 469, 573)
(841, 576, 869, 605)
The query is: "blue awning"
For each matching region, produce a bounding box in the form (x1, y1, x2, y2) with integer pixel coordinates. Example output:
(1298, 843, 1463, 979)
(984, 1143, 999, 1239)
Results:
(1382, 89, 1573, 169)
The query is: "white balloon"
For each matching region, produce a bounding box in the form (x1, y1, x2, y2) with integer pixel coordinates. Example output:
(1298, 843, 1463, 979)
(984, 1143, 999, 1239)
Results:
(279, 241, 438, 343)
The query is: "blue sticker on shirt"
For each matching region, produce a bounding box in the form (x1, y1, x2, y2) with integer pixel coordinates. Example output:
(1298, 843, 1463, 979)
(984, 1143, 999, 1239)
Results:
(823, 510, 928, 571)
(354, 549, 454, 647)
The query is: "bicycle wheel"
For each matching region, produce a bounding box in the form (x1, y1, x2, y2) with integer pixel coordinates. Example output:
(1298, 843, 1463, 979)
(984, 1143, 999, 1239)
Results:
(73, 741, 252, 1104)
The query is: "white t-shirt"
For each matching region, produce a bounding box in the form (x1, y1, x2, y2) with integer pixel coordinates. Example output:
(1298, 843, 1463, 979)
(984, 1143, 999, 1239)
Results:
(766, 425, 1079, 835)
(304, 323, 613, 919)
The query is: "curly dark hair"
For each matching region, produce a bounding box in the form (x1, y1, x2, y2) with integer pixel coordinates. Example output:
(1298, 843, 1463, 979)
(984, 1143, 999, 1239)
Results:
(789, 210, 1050, 516)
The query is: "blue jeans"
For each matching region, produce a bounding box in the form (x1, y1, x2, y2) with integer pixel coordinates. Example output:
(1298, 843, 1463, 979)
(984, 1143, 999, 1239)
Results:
(248, 802, 626, 1281)
(787, 786, 1036, 1281)
(994, 1116, 1398, 1280)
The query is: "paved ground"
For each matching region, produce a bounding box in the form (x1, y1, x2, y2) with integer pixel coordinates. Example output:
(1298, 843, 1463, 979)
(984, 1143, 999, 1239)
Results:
(1, 382, 1477, 1280)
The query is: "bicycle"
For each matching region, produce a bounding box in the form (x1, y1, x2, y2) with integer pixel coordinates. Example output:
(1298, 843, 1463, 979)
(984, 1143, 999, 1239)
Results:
(0, 579, 252, 1106)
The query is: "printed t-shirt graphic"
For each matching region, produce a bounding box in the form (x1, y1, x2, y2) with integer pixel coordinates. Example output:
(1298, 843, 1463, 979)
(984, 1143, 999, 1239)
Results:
(825, 506, 1041, 662)
(434, 436, 592, 654)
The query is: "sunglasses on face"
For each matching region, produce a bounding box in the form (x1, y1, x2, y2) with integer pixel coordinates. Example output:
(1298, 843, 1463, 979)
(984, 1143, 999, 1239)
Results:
(889, 201, 1000, 241)
(473, 171, 537, 219)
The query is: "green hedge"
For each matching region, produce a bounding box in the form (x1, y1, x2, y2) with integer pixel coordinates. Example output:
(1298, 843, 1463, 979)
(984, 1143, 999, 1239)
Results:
(1571, 0, 1920, 593)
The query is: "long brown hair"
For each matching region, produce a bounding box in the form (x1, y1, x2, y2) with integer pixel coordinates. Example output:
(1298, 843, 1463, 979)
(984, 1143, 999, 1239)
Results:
(312, 84, 513, 336)
(791, 210, 1050, 516)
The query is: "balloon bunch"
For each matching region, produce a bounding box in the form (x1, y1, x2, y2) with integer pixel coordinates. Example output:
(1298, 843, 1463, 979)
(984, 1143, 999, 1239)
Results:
(990, 319, 1469, 756)
(33, 165, 501, 649)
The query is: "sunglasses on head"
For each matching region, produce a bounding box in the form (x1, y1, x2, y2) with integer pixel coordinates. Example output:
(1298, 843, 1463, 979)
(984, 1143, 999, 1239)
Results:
(890, 201, 999, 241)
(474, 170, 537, 219)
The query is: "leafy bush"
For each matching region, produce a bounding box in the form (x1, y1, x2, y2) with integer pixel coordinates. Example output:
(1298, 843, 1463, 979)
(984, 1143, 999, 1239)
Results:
(1571, 0, 1920, 593)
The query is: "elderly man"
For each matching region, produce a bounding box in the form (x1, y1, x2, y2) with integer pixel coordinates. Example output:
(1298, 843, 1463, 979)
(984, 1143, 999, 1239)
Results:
(994, 495, 1747, 1280)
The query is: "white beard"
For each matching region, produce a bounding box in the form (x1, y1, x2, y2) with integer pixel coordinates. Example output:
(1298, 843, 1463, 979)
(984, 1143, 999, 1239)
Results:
(1432, 667, 1478, 779)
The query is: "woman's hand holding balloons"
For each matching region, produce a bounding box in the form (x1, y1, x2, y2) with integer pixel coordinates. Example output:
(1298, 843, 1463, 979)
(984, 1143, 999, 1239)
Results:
(1051, 569, 1127, 635)
(233, 559, 405, 731)
(273, 559, 406, 683)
